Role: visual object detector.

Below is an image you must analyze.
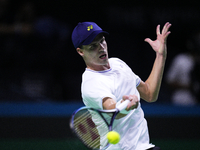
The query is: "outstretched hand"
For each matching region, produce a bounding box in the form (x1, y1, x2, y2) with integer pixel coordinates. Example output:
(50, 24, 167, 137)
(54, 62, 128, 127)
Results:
(144, 22, 171, 57)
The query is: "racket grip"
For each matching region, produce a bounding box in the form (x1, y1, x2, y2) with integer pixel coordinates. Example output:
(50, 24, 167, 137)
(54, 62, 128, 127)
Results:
(116, 100, 130, 111)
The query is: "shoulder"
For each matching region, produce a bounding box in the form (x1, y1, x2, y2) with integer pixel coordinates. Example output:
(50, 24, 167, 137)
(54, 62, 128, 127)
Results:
(82, 70, 100, 87)
(109, 57, 130, 69)
(82, 69, 113, 90)
(109, 57, 126, 64)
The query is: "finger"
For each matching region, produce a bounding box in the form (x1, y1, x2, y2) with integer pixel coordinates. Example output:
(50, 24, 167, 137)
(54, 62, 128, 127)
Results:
(161, 22, 169, 34)
(127, 102, 134, 110)
(144, 38, 153, 44)
(166, 31, 171, 37)
(156, 24, 160, 35)
(164, 31, 171, 40)
(127, 101, 138, 110)
(163, 25, 171, 39)
(122, 95, 129, 100)
(162, 22, 172, 35)
(166, 22, 172, 30)
(165, 23, 172, 34)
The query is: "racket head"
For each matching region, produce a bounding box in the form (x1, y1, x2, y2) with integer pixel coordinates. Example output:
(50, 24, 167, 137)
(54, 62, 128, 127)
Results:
(70, 107, 115, 150)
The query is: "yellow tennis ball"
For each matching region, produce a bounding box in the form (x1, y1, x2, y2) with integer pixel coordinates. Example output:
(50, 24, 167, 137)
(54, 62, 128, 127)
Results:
(107, 131, 120, 144)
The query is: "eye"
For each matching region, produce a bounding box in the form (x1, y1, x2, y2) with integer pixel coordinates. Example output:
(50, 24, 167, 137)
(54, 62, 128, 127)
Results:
(89, 44, 98, 50)
(88, 37, 105, 50)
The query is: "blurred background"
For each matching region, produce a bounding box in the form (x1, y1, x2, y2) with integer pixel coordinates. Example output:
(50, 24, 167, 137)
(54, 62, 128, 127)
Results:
(0, 0, 200, 149)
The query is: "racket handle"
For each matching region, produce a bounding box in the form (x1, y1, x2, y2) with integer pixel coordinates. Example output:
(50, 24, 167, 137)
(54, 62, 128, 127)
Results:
(116, 100, 130, 111)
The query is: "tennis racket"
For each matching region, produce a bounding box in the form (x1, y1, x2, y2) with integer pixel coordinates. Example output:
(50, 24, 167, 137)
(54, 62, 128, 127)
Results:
(70, 100, 130, 150)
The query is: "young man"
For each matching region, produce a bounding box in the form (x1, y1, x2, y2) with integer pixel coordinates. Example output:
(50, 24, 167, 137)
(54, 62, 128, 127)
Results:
(72, 22, 171, 150)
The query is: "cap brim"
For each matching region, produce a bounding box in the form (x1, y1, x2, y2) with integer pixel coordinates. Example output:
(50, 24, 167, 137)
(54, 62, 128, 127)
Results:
(81, 30, 109, 46)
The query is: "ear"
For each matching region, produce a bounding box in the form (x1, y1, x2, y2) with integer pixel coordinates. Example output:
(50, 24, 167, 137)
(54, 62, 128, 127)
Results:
(76, 48, 84, 56)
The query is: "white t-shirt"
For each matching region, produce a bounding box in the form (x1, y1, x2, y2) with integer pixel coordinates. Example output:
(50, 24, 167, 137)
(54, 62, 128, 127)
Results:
(81, 58, 154, 150)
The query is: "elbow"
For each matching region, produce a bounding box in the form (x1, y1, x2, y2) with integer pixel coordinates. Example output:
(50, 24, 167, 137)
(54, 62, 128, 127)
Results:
(149, 97, 158, 103)
(146, 94, 158, 103)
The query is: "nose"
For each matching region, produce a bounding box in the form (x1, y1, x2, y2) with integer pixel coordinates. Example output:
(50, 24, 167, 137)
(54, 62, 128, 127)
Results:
(99, 43, 105, 49)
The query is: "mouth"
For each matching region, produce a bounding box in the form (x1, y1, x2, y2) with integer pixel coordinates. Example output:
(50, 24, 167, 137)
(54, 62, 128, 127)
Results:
(99, 54, 107, 59)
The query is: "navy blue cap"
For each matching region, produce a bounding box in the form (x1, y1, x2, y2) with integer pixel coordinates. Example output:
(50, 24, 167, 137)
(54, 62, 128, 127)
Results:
(71, 22, 108, 49)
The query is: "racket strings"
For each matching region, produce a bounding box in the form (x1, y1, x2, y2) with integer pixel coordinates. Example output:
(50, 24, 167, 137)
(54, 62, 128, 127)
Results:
(73, 109, 101, 149)
(72, 109, 114, 149)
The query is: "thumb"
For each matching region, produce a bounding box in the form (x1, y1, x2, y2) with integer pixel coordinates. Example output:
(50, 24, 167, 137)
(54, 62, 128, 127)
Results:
(144, 38, 152, 44)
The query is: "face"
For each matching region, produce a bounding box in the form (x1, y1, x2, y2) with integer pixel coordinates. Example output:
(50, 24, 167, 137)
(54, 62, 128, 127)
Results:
(77, 34, 109, 71)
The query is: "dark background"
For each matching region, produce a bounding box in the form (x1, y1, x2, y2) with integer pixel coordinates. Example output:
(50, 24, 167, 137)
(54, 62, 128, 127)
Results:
(0, 0, 200, 102)
(1, 0, 200, 149)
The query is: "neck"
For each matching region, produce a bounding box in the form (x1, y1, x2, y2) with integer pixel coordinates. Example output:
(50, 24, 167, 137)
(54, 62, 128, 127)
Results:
(87, 63, 110, 71)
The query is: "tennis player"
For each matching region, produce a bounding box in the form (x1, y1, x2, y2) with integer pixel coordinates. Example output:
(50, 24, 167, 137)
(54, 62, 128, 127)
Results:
(72, 22, 171, 150)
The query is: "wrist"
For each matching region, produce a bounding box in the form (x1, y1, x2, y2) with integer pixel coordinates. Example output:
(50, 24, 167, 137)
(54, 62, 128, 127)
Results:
(116, 100, 131, 114)
(156, 51, 167, 60)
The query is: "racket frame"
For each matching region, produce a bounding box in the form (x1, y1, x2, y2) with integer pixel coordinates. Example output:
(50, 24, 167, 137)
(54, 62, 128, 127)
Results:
(70, 100, 129, 149)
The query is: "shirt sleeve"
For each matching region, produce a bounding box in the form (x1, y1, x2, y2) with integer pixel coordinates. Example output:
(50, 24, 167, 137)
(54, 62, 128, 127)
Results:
(136, 75, 141, 87)
(82, 77, 116, 109)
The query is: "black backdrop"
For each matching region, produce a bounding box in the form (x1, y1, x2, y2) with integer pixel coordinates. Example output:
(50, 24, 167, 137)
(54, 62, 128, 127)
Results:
(0, 0, 200, 101)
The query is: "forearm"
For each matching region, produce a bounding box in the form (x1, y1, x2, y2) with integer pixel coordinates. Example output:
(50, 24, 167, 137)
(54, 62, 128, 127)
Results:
(145, 52, 166, 102)
(102, 95, 138, 118)
(138, 22, 171, 102)
(102, 97, 127, 119)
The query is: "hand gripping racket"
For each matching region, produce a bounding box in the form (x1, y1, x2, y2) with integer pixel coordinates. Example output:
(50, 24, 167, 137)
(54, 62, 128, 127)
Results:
(70, 100, 130, 150)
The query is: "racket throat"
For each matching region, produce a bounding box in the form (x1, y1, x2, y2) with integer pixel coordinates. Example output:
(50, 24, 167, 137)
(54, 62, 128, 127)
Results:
(109, 110, 119, 131)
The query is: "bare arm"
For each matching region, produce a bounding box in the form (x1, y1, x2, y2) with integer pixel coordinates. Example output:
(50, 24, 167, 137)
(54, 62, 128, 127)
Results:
(102, 95, 139, 118)
(137, 22, 172, 102)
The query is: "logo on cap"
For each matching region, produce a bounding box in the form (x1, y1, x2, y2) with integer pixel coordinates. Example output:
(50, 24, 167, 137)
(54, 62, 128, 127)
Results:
(87, 25, 93, 31)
